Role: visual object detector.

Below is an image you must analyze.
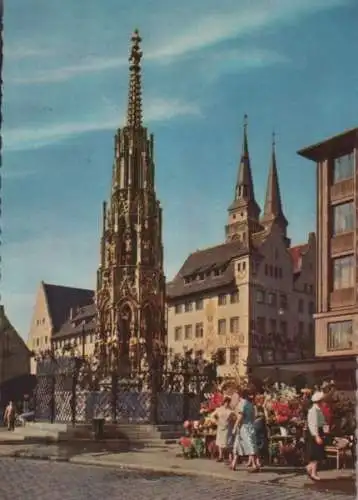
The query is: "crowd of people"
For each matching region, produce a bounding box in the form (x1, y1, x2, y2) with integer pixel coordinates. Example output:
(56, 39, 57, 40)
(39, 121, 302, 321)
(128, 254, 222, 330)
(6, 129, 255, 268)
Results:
(181, 379, 355, 481)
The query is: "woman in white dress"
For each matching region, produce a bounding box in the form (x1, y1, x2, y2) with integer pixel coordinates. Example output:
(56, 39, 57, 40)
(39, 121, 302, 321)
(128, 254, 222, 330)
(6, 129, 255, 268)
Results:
(212, 395, 235, 462)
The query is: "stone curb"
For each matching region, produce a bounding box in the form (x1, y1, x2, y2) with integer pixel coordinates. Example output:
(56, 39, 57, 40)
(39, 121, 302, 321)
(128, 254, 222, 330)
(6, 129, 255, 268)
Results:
(69, 456, 299, 485)
(0, 451, 69, 462)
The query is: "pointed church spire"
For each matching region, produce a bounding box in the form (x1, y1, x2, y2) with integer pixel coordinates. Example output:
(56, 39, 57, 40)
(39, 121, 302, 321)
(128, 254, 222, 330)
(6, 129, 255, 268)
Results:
(126, 29, 143, 129)
(225, 115, 261, 242)
(229, 115, 260, 214)
(261, 131, 288, 232)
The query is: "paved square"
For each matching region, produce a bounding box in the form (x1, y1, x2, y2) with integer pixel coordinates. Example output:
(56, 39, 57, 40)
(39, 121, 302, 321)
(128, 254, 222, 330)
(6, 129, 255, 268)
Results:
(0, 458, 354, 500)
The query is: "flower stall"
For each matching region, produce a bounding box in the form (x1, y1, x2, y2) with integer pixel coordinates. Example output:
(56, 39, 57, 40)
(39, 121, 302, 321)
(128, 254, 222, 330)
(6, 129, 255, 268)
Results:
(177, 378, 355, 468)
(178, 393, 221, 459)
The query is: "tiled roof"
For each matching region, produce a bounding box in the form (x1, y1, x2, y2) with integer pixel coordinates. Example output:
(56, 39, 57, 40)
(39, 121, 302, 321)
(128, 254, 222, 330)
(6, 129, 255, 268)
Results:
(43, 282, 94, 332)
(167, 239, 252, 300)
(54, 303, 97, 339)
(0, 305, 30, 353)
(289, 244, 309, 274)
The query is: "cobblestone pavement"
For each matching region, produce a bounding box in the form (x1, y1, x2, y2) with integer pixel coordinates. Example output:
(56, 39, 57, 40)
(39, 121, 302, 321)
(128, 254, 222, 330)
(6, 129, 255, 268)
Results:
(0, 458, 354, 500)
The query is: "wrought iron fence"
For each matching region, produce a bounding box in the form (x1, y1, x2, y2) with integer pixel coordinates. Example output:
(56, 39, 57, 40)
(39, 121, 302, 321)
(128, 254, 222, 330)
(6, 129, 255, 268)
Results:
(34, 356, 216, 425)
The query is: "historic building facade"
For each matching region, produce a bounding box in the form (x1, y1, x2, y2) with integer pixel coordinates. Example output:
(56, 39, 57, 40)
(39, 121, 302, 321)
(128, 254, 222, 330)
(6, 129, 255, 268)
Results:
(167, 121, 316, 378)
(0, 305, 31, 388)
(27, 281, 94, 372)
(298, 127, 357, 365)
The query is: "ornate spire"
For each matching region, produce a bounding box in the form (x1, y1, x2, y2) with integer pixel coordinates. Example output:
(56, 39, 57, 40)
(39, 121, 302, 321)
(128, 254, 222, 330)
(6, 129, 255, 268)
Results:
(261, 131, 287, 230)
(230, 115, 260, 215)
(126, 29, 143, 129)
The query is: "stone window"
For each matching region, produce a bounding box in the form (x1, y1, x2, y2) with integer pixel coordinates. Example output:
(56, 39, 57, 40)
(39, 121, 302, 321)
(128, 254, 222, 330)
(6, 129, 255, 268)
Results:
(333, 202, 354, 235)
(230, 290, 239, 303)
(174, 326, 182, 341)
(256, 316, 266, 335)
(298, 299, 304, 313)
(333, 255, 354, 289)
(195, 322, 204, 338)
(216, 348, 226, 365)
(268, 292, 276, 306)
(327, 320, 353, 351)
(184, 324, 192, 340)
(218, 294, 227, 306)
(298, 321, 304, 336)
(174, 304, 182, 314)
(280, 321, 287, 336)
(184, 301, 193, 313)
(308, 301, 315, 315)
(229, 348, 239, 365)
(195, 298, 204, 310)
(230, 317, 239, 334)
(333, 153, 354, 183)
(256, 289, 265, 303)
(218, 319, 226, 335)
(279, 293, 288, 310)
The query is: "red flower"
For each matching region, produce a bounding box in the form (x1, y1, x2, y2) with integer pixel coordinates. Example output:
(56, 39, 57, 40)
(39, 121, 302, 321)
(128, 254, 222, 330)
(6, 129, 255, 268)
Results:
(179, 437, 192, 448)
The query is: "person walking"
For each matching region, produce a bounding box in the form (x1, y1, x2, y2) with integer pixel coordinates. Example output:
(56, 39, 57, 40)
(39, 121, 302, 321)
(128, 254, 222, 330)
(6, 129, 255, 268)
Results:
(4, 401, 16, 431)
(231, 388, 258, 471)
(306, 391, 326, 481)
(211, 395, 235, 462)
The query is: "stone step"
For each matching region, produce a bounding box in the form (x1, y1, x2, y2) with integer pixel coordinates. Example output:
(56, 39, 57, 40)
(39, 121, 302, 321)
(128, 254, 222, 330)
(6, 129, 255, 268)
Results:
(128, 438, 178, 448)
(25, 422, 68, 432)
(155, 424, 182, 432)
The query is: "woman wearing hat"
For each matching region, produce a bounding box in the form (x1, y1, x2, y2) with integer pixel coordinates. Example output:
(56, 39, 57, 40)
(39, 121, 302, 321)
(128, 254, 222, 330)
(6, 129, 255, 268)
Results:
(306, 391, 326, 480)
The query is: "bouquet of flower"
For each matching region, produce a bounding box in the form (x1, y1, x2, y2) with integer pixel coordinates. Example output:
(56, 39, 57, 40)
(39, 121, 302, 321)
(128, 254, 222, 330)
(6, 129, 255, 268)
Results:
(179, 436, 195, 458)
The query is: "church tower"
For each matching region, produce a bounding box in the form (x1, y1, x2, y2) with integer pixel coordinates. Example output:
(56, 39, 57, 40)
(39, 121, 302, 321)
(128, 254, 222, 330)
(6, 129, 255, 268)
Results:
(260, 133, 289, 243)
(96, 30, 166, 373)
(225, 115, 262, 243)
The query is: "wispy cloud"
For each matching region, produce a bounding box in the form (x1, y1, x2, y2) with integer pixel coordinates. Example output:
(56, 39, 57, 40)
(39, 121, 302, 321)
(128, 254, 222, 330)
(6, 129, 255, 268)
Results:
(5, 46, 52, 61)
(9, 55, 128, 85)
(145, 0, 350, 62)
(199, 48, 289, 81)
(6, 0, 350, 85)
(3, 98, 201, 152)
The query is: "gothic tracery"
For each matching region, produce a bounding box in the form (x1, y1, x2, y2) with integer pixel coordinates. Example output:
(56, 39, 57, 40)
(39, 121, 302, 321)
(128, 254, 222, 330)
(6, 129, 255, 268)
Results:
(95, 30, 166, 374)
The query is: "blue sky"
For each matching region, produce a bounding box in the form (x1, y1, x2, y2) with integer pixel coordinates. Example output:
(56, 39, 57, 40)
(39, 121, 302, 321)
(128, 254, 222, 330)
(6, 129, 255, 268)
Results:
(3, 0, 358, 338)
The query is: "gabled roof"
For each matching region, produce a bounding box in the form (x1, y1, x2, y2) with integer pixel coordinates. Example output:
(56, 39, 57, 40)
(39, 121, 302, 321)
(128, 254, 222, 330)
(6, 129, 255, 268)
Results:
(0, 305, 30, 354)
(167, 239, 251, 299)
(289, 244, 309, 274)
(54, 303, 97, 339)
(42, 282, 94, 332)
